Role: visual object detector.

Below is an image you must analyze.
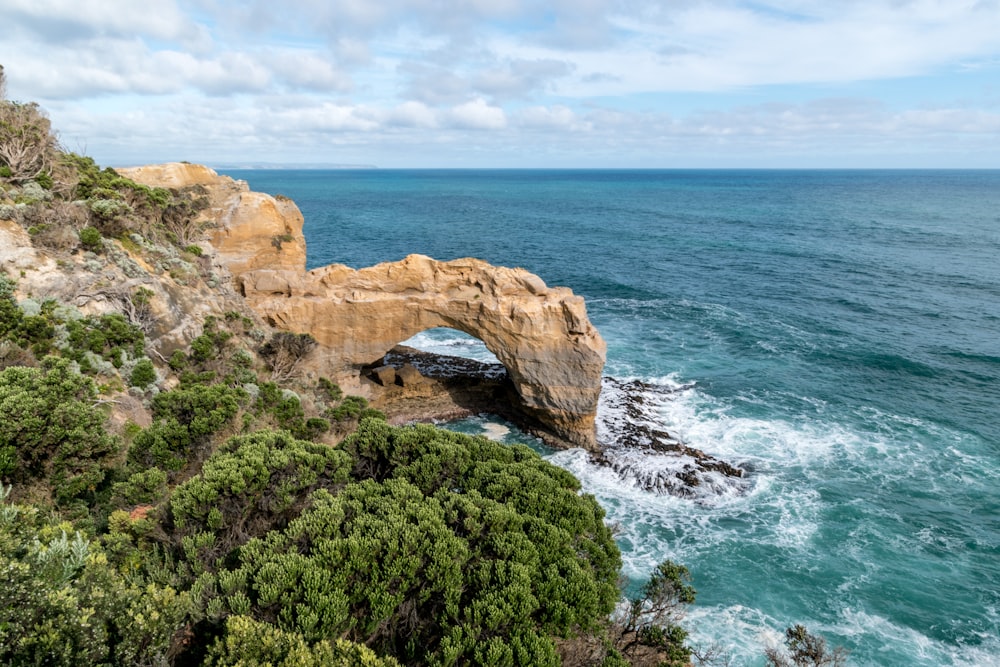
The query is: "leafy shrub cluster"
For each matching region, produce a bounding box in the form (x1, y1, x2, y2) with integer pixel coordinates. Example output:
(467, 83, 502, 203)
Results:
(0, 485, 193, 667)
(0, 277, 150, 381)
(0, 359, 119, 504)
(203, 419, 621, 665)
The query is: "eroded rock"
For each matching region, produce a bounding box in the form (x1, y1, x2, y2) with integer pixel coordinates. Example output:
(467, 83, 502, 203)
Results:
(125, 163, 607, 450)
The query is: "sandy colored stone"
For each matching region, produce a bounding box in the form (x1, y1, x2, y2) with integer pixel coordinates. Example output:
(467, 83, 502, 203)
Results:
(119, 162, 306, 275)
(239, 255, 606, 449)
(371, 365, 397, 386)
(121, 163, 607, 450)
(397, 363, 425, 387)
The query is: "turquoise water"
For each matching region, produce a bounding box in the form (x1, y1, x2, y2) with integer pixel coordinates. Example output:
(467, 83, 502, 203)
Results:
(222, 169, 1000, 666)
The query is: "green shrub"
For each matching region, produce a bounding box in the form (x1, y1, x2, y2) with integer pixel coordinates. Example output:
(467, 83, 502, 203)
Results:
(165, 429, 351, 569)
(128, 383, 247, 474)
(764, 624, 849, 667)
(0, 490, 192, 666)
(327, 394, 368, 422)
(0, 359, 120, 503)
(110, 468, 168, 508)
(168, 349, 187, 371)
(215, 420, 620, 665)
(129, 358, 156, 388)
(206, 615, 400, 667)
(78, 226, 102, 251)
(317, 376, 343, 402)
(183, 244, 203, 256)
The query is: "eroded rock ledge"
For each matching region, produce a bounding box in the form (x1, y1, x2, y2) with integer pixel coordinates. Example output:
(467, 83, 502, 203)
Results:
(121, 163, 606, 450)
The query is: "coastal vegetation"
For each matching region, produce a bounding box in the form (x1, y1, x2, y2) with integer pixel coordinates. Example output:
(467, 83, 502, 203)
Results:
(1, 73, 845, 665)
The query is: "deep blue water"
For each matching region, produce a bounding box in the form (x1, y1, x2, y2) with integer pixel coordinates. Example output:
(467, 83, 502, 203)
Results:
(221, 169, 1000, 666)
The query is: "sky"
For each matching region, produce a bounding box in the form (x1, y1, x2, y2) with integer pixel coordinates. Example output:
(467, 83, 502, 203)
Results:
(1, 0, 999, 168)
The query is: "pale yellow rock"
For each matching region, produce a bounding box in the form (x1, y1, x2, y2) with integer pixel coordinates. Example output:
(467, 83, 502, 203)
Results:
(118, 162, 306, 275)
(124, 163, 607, 449)
(238, 255, 606, 449)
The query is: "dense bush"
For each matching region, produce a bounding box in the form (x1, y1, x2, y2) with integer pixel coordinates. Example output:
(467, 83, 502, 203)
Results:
(213, 419, 621, 665)
(0, 358, 120, 503)
(0, 487, 193, 666)
(129, 357, 157, 388)
(206, 615, 400, 667)
(129, 383, 247, 474)
(164, 429, 351, 569)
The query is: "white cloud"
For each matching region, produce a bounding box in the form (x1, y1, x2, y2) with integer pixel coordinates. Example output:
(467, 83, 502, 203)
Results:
(1, 0, 999, 166)
(515, 105, 585, 130)
(387, 101, 439, 128)
(446, 98, 508, 129)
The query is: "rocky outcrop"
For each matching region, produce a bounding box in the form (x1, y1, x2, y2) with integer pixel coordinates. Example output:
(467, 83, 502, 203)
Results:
(123, 163, 606, 450)
(240, 256, 606, 449)
(119, 163, 307, 276)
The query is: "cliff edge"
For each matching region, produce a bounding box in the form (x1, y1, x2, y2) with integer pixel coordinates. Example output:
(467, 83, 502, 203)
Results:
(120, 163, 606, 449)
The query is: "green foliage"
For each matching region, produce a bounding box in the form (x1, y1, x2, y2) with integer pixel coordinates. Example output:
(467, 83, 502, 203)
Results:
(617, 559, 697, 665)
(165, 430, 351, 575)
(190, 317, 233, 364)
(0, 488, 193, 666)
(0, 359, 120, 503)
(215, 420, 620, 665)
(129, 358, 156, 388)
(78, 225, 102, 251)
(206, 615, 401, 667)
(129, 383, 247, 474)
(62, 312, 146, 371)
(184, 244, 204, 256)
(327, 394, 369, 422)
(110, 467, 168, 508)
(270, 233, 294, 250)
(168, 348, 187, 371)
(318, 376, 343, 402)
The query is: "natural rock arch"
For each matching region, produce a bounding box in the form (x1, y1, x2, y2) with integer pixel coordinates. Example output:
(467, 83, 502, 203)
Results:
(120, 163, 606, 449)
(238, 255, 606, 449)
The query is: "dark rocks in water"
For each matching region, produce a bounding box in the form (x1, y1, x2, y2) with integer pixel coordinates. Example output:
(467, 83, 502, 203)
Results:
(371, 350, 747, 499)
(594, 377, 748, 498)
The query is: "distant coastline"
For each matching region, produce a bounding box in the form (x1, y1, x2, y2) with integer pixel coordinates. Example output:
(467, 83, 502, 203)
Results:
(210, 162, 378, 170)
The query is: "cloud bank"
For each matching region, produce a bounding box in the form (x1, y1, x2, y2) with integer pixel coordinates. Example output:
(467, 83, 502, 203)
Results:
(0, 0, 997, 166)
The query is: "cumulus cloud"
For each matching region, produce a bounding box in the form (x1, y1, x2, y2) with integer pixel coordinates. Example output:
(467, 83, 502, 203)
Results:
(1, 0, 999, 166)
(446, 98, 508, 129)
(387, 101, 439, 128)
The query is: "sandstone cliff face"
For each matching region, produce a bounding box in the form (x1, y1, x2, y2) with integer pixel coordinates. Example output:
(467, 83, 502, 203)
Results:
(124, 164, 607, 450)
(119, 163, 307, 277)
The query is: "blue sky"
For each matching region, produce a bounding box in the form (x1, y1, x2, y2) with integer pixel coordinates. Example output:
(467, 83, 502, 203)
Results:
(1, 0, 998, 168)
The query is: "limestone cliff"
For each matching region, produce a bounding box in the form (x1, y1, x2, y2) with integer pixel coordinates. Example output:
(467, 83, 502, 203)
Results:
(120, 163, 606, 449)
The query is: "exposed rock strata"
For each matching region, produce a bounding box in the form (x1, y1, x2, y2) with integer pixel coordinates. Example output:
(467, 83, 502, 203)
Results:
(124, 163, 606, 449)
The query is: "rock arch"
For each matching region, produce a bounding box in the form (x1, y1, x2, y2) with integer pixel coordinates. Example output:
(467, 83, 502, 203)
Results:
(238, 255, 606, 449)
(119, 163, 606, 450)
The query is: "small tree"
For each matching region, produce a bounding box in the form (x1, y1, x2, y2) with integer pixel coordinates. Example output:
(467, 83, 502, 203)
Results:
(0, 64, 7, 100)
(764, 625, 849, 667)
(0, 100, 59, 183)
(259, 331, 316, 382)
(615, 560, 697, 666)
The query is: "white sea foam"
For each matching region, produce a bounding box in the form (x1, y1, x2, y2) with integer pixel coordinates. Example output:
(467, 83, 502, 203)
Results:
(400, 328, 500, 364)
(442, 365, 997, 666)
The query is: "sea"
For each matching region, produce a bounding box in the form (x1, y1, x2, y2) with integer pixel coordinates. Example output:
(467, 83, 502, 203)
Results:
(220, 168, 1000, 667)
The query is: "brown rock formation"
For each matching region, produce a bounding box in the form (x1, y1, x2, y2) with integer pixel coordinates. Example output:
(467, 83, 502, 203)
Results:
(119, 163, 307, 276)
(123, 163, 606, 450)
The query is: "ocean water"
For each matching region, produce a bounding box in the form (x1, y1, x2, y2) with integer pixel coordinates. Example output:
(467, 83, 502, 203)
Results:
(221, 169, 1000, 666)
